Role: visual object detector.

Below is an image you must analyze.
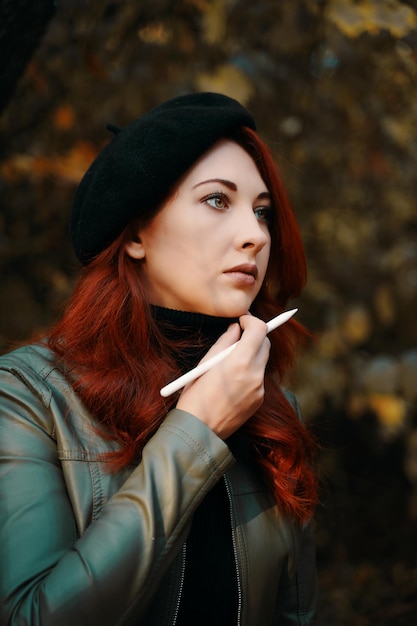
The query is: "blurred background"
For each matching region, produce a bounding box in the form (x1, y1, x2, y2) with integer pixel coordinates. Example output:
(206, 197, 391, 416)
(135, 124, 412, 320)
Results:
(1, 0, 417, 623)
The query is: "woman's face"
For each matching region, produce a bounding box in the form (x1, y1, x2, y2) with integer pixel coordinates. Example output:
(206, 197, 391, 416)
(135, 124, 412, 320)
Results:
(126, 139, 272, 318)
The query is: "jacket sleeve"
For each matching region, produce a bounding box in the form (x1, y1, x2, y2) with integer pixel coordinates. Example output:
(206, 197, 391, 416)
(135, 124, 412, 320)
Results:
(275, 391, 320, 625)
(0, 368, 234, 626)
(275, 519, 320, 625)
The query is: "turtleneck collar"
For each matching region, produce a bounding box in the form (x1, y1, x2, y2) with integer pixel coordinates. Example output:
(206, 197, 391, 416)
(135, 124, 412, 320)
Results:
(151, 305, 239, 342)
(150, 305, 239, 374)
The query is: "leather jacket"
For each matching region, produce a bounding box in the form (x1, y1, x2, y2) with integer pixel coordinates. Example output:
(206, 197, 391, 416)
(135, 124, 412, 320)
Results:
(0, 343, 319, 625)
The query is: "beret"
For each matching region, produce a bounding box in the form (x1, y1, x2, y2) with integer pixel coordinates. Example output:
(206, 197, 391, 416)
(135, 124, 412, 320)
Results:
(71, 92, 256, 264)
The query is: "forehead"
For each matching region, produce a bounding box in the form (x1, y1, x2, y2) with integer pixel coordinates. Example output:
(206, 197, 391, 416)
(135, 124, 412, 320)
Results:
(180, 139, 267, 189)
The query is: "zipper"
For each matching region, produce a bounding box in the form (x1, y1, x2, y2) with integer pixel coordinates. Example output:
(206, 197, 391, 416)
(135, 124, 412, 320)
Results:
(171, 542, 187, 626)
(224, 475, 242, 626)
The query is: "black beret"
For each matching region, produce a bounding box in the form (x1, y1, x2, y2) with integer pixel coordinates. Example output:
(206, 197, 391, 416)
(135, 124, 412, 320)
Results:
(71, 92, 256, 264)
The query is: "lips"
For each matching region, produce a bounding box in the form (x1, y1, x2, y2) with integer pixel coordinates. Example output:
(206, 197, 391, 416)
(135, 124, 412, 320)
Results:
(223, 263, 258, 284)
(225, 263, 258, 278)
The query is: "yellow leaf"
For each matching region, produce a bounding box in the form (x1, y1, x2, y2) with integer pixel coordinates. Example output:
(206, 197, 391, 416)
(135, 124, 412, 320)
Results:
(137, 22, 171, 45)
(327, 0, 417, 38)
(341, 305, 372, 346)
(51, 141, 98, 183)
(195, 64, 254, 104)
(373, 284, 396, 326)
(0, 155, 33, 181)
(201, 0, 233, 45)
(0, 142, 98, 184)
(368, 393, 407, 428)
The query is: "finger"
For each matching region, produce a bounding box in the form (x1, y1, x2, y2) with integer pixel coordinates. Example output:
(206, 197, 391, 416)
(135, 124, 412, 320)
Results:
(239, 314, 267, 333)
(235, 315, 268, 350)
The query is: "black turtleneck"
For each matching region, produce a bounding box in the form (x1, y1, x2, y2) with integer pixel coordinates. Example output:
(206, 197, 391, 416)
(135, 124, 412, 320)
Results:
(151, 305, 238, 339)
(151, 306, 241, 626)
(151, 305, 239, 373)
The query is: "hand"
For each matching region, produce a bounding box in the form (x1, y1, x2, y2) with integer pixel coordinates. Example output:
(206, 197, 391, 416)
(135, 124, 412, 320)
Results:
(176, 315, 270, 439)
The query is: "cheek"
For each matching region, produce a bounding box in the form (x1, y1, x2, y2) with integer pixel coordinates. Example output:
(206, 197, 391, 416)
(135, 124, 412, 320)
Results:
(144, 225, 201, 277)
(143, 219, 180, 256)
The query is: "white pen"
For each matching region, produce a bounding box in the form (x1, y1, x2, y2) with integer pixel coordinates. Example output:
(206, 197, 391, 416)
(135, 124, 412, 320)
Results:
(160, 308, 298, 397)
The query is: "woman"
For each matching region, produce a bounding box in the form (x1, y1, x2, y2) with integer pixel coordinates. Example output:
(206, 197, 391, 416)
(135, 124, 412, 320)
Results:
(0, 92, 319, 625)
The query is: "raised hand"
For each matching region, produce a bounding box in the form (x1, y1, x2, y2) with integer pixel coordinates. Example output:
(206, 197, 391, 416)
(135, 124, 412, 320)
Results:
(176, 315, 270, 439)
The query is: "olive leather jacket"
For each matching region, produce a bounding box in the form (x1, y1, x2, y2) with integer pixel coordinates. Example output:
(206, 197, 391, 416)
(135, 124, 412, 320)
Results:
(0, 344, 319, 625)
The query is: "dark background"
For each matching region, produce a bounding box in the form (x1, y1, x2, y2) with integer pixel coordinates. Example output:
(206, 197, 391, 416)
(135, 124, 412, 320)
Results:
(1, 1, 417, 623)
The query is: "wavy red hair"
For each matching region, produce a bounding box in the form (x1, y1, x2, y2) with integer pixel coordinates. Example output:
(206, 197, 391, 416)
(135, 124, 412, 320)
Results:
(48, 127, 317, 523)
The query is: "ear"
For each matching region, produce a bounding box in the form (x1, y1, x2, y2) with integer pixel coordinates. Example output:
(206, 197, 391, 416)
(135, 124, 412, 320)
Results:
(125, 238, 146, 259)
(125, 225, 146, 259)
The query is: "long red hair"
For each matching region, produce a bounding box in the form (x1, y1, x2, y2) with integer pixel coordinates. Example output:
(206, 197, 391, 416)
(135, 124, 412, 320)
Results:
(48, 127, 318, 523)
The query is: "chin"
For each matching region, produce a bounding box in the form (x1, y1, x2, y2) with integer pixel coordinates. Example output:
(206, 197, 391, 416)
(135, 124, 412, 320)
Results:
(179, 292, 256, 319)
(209, 301, 254, 319)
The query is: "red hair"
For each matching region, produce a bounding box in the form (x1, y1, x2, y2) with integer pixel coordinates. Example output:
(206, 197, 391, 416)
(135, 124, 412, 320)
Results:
(48, 128, 317, 523)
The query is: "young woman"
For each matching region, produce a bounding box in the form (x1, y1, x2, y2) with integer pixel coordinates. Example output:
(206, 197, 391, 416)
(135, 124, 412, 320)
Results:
(0, 92, 319, 625)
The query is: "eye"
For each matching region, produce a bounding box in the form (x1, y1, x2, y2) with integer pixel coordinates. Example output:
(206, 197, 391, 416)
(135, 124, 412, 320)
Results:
(202, 192, 230, 210)
(254, 206, 273, 225)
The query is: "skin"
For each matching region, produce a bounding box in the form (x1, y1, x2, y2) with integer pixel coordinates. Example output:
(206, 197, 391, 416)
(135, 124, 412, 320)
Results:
(126, 139, 273, 439)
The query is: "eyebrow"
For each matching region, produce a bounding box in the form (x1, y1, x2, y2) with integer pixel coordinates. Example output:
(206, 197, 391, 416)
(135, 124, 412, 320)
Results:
(193, 178, 237, 191)
(193, 178, 271, 201)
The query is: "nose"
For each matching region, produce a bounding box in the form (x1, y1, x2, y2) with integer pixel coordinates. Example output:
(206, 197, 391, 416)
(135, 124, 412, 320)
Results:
(235, 206, 270, 253)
